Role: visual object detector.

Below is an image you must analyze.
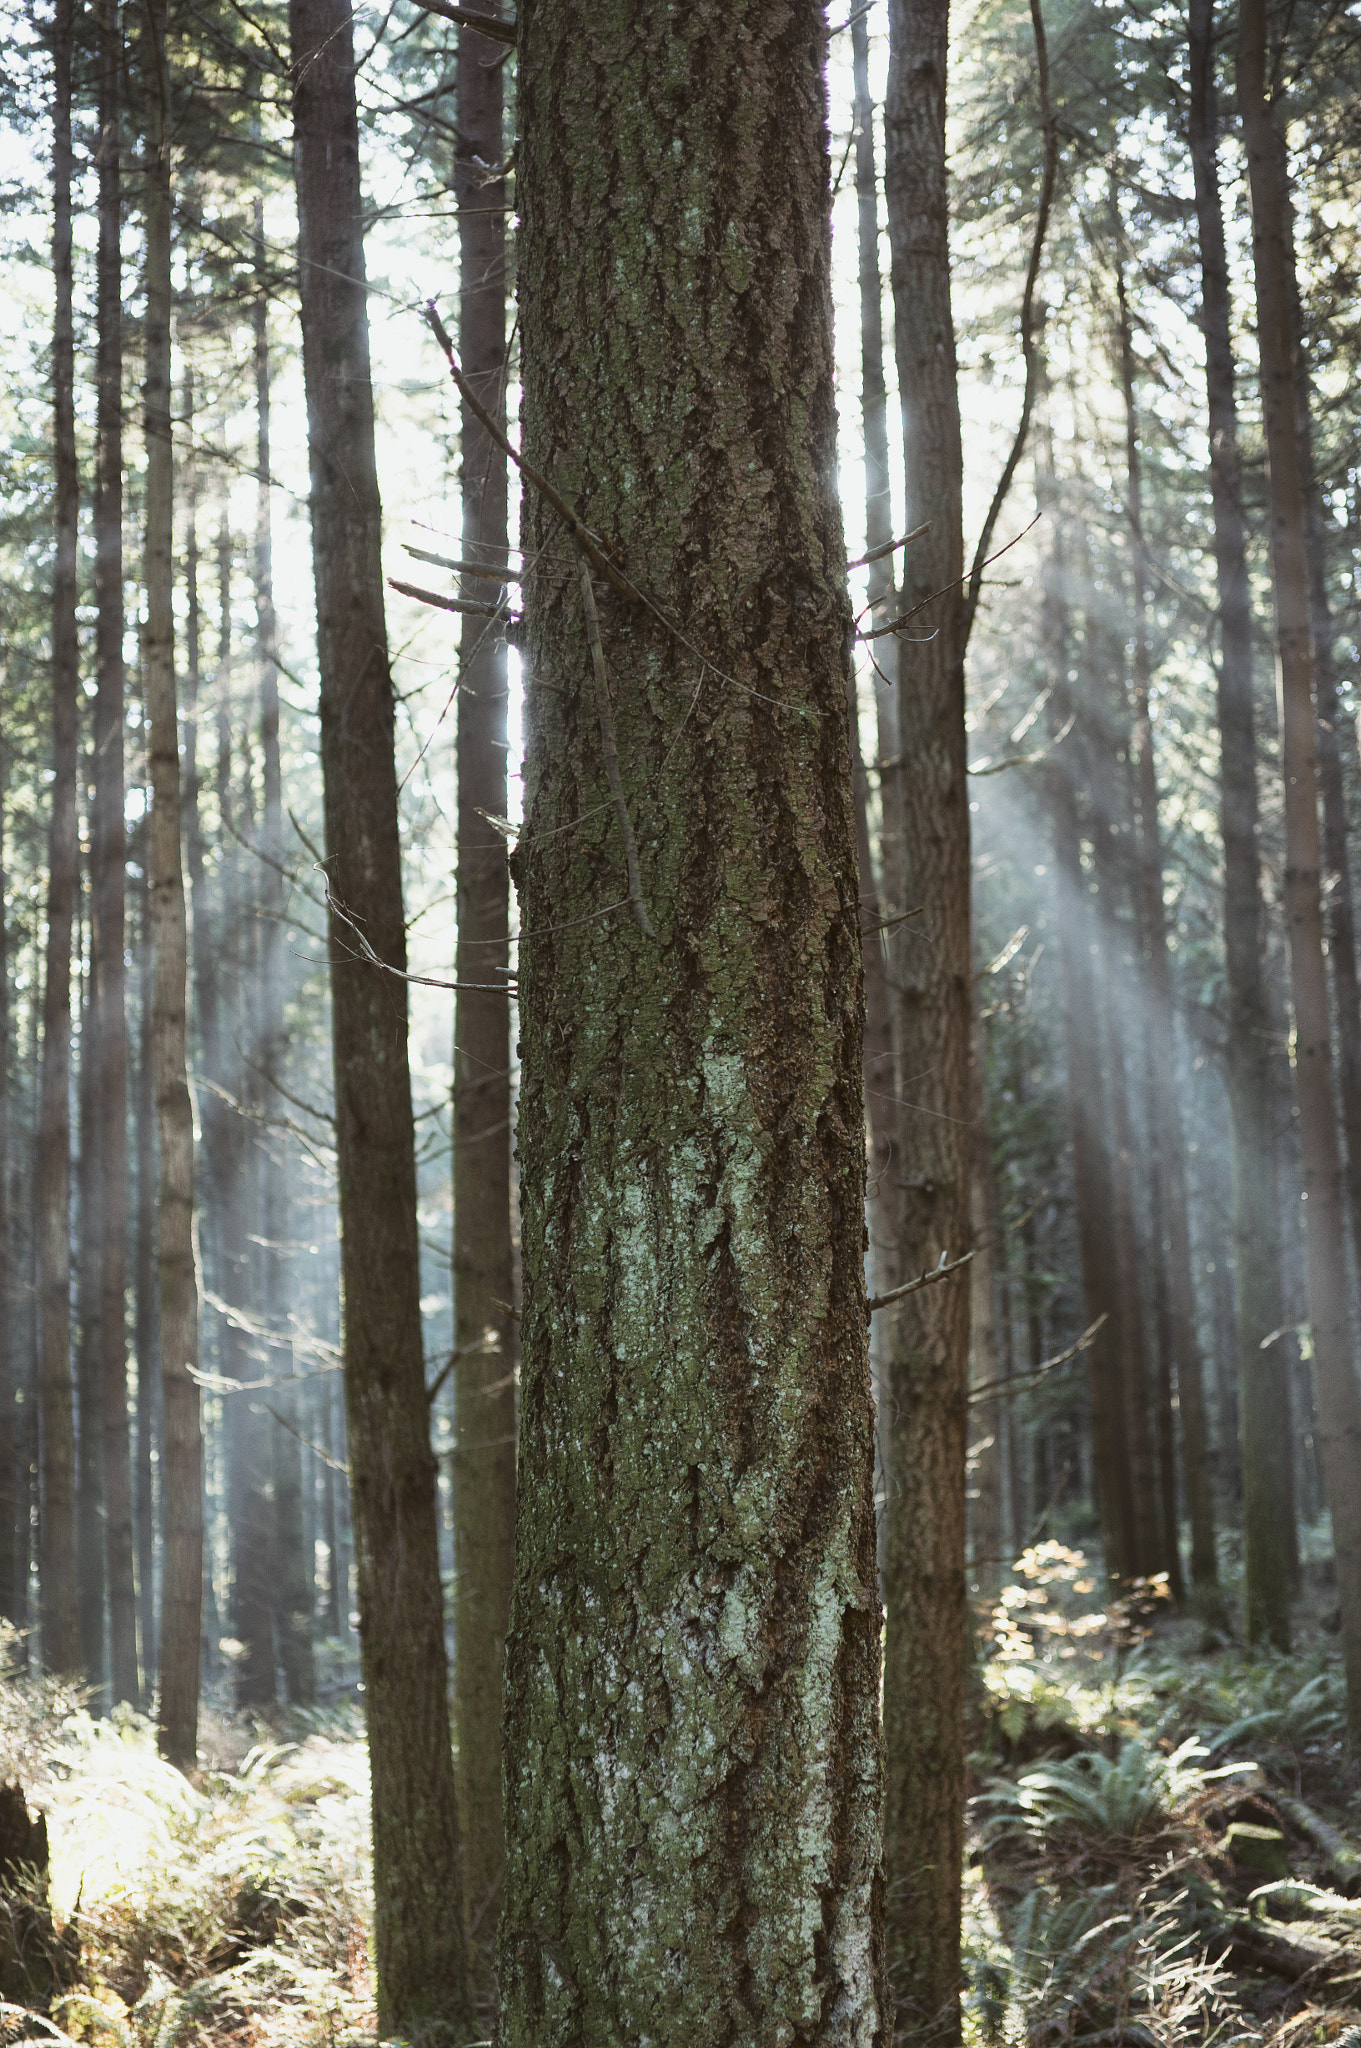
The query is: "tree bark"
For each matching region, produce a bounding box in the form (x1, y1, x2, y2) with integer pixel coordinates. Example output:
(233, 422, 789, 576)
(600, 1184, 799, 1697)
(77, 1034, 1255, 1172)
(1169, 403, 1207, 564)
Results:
(450, 7, 515, 1982)
(1113, 219, 1215, 1605)
(1189, 0, 1293, 1647)
(144, 0, 203, 1768)
(498, 4, 885, 2040)
(289, 1, 475, 2032)
(851, 3, 902, 1576)
(882, 0, 971, 2032)
(253, 222, 315, 1709)
(92, 0, 137, 1710)
(1237, 0, 1361, 1726)
(39, 0, 82, 1671)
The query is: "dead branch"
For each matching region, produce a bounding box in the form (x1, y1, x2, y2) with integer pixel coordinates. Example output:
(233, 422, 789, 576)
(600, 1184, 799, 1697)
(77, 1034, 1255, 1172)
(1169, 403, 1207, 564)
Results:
(868, 1248, 976, 1314)
(408, 0, 515, 44)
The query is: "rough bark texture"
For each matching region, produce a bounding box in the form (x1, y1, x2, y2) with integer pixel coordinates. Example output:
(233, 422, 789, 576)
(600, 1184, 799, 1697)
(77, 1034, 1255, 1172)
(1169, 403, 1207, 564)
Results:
(92, 0, 137, 1709)
(289, 1, 475, 2032)
(1238, 0, 1361, 1726)
(882, 0, 970, 2030)
(1114, 239, 1213, 1603)
(1189, 0, 1292, 1646)
(38, 0, 82, 1677)
(144, 14, 203, 1767)
(499, 4, 885, 2043)
(450, 9, 516, 1981)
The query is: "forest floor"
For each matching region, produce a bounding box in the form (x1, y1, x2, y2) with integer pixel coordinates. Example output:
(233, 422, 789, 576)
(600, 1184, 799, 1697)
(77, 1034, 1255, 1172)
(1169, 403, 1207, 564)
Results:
(0, 1546, 1358, 2047)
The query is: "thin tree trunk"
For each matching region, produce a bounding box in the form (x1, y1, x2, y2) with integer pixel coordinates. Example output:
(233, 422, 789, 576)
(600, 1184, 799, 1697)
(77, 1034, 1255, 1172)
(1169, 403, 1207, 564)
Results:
(499, 3, 885, 2038)
(92, 0, 137, 1709)
(1039, 449, 1135, 1582)
(144, 0, 202, 1768)
(0, 752, 13, 1629)
(134, 841, 158, 1688)
(450, 8, 515, 1979)
(38, 0, 81, 1667)
(1113, 217, 1215, 1605)
(1189, 0, 1292, 1646)
(289, 1, 474, 2030)
(882, 0, 971, 2031)
(253, 223, 315, 1708)
(852, 3, 901, 1577)
(1238, 0, 1361, 1726)
(76, 925, 106, 1692)
(969, 1009, 1004, 1595)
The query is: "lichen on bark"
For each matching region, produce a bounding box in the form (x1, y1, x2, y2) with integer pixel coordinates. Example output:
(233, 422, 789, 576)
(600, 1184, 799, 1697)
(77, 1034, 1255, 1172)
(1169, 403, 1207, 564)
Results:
(499, 3, 885, 2043)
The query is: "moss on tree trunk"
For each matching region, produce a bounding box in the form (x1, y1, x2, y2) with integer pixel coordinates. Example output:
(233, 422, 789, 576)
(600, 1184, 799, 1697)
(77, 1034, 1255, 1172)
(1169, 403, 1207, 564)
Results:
(499, 4, 885, 2041)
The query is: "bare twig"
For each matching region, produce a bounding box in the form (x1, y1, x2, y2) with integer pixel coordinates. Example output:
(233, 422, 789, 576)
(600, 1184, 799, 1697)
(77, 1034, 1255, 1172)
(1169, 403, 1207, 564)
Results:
(423, 301, 635, 602)
(408, 0, 515, 44)
(859, 517, 1040, 640)
(264, 1399, 349, 1473)
(403, 543, 521, 581)
(968, 1314, 1107, 1406)
(424, 1333, 499, 1407)
(868, 1248, 976, 1314)
(960, 0, 1058, 651)
(848, 521, 931, 572)
(387, 575, 515, 622)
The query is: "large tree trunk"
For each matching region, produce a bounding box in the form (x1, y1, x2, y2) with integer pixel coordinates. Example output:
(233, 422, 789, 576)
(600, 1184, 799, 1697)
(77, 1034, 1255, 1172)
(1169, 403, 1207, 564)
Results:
(92, 0, 137, 1709)
(1113, 229, 1215, 1606)
(144, 1, 203, 1769)
(450, 8, 515, 1982)
(253, 223, 315, 1710)
(882, 0, 971, 2032)
(289, 2, 474, 2033)
(1189, 0, 1293, 1647)
(498, 3, 884, 2040)
(1238, 0, 1361, 1727)
(38, 0, 82, 1677)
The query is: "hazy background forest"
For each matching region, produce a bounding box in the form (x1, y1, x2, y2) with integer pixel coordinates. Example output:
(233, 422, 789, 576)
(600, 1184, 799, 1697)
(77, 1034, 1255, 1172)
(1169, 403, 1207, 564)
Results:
(2, 0, 1361, 2042)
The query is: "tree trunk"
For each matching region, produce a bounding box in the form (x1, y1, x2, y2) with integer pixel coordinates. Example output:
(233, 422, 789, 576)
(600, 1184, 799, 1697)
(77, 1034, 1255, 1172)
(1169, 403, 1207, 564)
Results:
(38, 0, 81, 1670)
(498, 4, 885, 2040)
(1113, 222, 1215, 1605)
(1039, 450, 1135, 1582)
(289, 1, 474, 2032)
(882, 0, 971, 2032)
(144, 3, 203, 1768)
(1188, 0, 1292, 1646)
(1081, 603, 1165, 1584)
(969, 1014, 1004, 1597)
(92, 0, 137, 1710)
(851, 3, 902, 1576)
(76, 933, 106, 1693)
(0, 753, 13, 1629)
(450, 8, 515, 1982)
(134, 844, 158, 1689)
(1237, 0, 1361, 1726)
(253, 225, 315, 1709)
